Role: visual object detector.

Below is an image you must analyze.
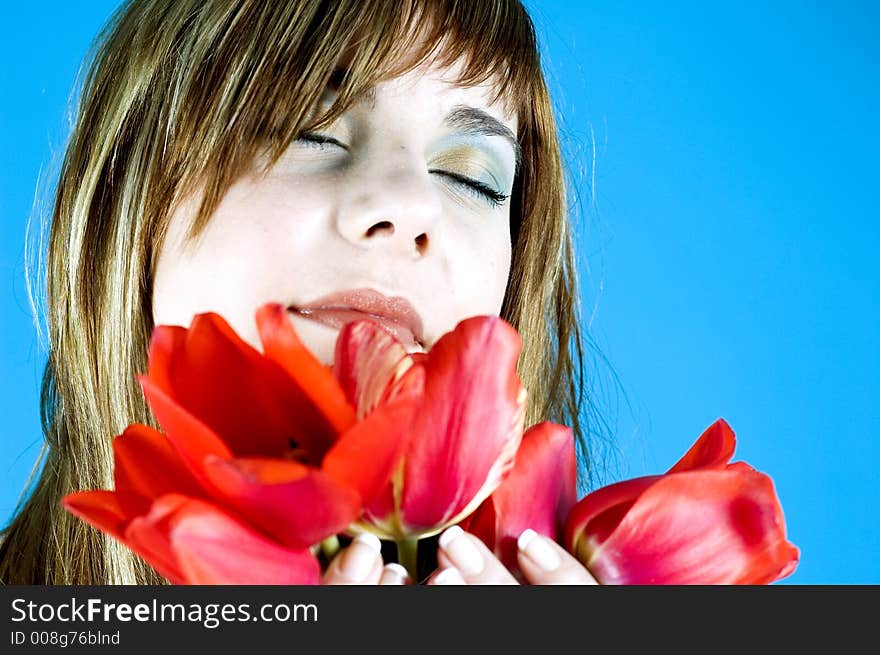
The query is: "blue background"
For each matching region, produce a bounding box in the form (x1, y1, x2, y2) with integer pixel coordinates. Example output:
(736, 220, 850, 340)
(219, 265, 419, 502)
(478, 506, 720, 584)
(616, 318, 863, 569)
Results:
(1, 1, 877, 584)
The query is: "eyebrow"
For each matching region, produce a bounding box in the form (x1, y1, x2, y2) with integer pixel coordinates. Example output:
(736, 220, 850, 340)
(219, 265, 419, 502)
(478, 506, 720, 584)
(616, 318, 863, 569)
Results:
(443, 105, 522, 172)
(328, 68, 522, 171)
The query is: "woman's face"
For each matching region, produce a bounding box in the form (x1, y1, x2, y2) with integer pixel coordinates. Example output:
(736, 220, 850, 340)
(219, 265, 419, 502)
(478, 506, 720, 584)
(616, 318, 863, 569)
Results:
(152, 59, 518, 364)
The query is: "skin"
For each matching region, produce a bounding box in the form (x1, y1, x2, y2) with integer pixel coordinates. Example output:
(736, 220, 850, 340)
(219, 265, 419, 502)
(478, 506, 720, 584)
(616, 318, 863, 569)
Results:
(322, 527, 598, 585)
(153, 56, 597, 585)
(154, 58, 516, 364)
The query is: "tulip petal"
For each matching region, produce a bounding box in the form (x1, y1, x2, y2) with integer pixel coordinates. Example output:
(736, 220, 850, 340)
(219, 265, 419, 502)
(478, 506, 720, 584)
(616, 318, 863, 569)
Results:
(167, 497, 322, 585)
(61, 490, 128, 542)
(143, 325, 189, 392)
(667, 418, 736, 474)
(564, 475, 663, 552)
(397, 316, 526, 535)
(148, 312, 337, 458)
(138, 377, 232, 486)
(123, 494, 196, 584)
(583, 469, 800, 584)
(137, 495, 320, 584)
(201, 456, 361, 550)
(323, 376, 422, 505)
(333, 319, 418, 418)
(113, 424, 208, 516)
(61, 490, 190, 584)
(256, 303, 357, 448)
(466, 422, 577, 570)
(460, 502, 497, 554)
(122, 494, 321, 585)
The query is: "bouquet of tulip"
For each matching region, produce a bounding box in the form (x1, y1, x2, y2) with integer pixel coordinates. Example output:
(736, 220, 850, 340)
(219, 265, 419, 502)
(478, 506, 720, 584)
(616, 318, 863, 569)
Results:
(62, 303, 799, 584)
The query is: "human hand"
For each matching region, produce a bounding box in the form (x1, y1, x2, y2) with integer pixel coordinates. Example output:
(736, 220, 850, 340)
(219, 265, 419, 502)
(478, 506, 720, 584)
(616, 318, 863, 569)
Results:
(322, 533, 411, 585)
(426, 526, 598, 585)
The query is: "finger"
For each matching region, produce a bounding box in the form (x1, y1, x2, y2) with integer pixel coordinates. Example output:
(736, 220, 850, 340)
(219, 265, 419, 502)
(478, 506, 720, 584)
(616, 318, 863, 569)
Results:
(516, 528, 598, 585)
(425, 566, 467, 585)
(379, 562, 411, 586)
(322, 532, 384, 585)
(435, 525, 519, 585)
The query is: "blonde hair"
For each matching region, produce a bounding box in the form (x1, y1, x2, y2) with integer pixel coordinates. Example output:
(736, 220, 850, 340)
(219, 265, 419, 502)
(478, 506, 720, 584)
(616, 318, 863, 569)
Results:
(0, 0, 600, 584)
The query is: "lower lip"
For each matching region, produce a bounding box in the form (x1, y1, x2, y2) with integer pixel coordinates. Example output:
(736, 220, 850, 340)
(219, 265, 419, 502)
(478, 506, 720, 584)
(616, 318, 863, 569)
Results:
(288, 308, 421, 349)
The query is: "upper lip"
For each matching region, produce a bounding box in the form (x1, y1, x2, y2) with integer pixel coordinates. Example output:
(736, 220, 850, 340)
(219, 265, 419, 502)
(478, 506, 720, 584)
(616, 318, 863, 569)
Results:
(288, 288, 426, 346)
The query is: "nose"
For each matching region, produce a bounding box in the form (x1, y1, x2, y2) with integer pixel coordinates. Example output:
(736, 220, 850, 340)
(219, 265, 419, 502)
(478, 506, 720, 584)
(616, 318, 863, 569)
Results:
(334, 156, 441, 257)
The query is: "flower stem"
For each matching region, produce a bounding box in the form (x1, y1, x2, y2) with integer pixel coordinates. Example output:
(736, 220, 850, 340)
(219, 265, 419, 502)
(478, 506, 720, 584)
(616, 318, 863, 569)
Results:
(397, 538, 419, 581)
(320, 534, 341, 562)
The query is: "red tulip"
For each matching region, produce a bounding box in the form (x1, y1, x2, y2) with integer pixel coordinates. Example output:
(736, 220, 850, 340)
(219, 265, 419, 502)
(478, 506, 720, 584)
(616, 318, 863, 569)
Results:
(353, 316, 528, 549)
(463, 421, 577, 575)
(564, 418, 800, 584)
(63, 303, 424, 583)
(62, 424, 322, 584)
(135, 305, 422, 549)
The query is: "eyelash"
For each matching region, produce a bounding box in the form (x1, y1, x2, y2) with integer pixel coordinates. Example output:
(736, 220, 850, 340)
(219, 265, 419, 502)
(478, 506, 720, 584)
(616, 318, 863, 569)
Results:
(428, 170, 510, 207)
(295, 132, 510, 207)
(296, 132, 346, 149)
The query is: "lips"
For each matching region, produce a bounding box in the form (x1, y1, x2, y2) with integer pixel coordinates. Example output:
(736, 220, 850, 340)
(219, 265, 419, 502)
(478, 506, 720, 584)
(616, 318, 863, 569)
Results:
(288, 288, 426, 350)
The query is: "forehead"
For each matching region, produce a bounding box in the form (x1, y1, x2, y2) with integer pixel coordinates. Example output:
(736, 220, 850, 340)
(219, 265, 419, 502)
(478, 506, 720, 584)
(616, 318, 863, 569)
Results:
(380, 61, 518, 132)
(331, 38, 519, 132)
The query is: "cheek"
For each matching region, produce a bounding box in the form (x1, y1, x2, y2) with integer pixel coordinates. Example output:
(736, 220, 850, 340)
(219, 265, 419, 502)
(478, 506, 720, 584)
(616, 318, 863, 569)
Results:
(151, 177, 332, 351)
(487, 237, 513, 311)
(444, 216, 512, 317)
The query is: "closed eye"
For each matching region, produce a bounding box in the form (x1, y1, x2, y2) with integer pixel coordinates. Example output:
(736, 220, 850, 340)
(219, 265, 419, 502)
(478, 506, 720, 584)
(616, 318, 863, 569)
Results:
(293, 134, 508, 207)
(295, 132, 348, 150)
(429, 170, 510, 207)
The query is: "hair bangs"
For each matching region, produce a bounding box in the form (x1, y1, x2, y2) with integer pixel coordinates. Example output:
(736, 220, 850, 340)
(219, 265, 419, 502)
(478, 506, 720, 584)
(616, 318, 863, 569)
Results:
(166, 1, 541, 244)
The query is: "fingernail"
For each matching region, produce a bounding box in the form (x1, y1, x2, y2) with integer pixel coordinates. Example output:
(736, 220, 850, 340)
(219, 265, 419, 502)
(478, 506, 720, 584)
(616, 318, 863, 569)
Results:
(517, 528, 561, 571)
(340, 532, 381, 581)
(438, 525, 484, 575)
(380, 563, 410, 585)
(432, 567, 466, 585)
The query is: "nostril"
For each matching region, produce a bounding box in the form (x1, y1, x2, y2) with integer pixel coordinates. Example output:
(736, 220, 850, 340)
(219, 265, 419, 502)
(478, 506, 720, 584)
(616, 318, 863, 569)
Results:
(365, 221, 394, 237)
(415, 232, 428, 253)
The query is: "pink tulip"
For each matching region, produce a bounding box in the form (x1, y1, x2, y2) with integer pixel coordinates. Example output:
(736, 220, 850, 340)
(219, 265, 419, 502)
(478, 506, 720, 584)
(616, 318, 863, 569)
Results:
(343, 316, 528, 576)
(463, 421, 577, 576)
(564, 419, 800, 584)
